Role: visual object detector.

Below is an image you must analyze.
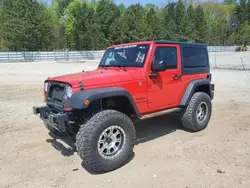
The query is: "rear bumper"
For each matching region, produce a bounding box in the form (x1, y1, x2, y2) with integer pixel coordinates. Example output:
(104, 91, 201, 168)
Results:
(33, 106, 68, 133)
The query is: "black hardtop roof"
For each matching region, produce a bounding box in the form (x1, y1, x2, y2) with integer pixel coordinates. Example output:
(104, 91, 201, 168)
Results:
(153, 40, 206, 48)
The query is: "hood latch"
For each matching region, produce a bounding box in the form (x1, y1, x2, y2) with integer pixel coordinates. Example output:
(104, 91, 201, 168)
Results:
(78, 80, 84, 90)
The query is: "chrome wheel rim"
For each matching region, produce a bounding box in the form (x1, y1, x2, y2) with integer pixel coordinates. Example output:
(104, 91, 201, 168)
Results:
(196, 102, 208, 123)
(98, 125, 126, 159)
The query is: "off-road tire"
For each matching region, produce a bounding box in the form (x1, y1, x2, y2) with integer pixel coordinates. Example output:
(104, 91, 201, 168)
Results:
(181, 92, 212, 132)
(76, 110, 136, 173)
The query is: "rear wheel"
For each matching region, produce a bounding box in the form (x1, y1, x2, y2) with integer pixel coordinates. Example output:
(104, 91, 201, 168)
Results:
(181, 92, 212, 132)
(76, 110, 136, 173)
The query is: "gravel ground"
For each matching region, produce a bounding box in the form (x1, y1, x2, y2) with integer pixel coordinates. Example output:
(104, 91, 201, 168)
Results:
(0, 61, 250, 188)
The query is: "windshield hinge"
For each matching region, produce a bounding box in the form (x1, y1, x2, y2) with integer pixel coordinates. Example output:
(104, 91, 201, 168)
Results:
(78, 80, 84, 90)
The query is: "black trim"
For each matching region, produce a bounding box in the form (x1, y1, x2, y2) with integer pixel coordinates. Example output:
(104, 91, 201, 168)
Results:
(153, 40, 206, 47)
(78, 80, 84, 90)
(45, 81, 68, 110)
(68, 87, 141, 117)
(180, 45, 210, 75)
(210, 83, 215, 100)
(153, 40, 210, 75)
(180, 80, 214, 106)
(33, 106, 68, 132)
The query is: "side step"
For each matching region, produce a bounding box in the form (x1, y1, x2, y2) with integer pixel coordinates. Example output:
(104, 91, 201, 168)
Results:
(139, 108, 181, 120)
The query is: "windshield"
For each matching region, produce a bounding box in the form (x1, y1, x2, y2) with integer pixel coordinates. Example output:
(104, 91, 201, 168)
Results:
(99, 44, 150, 68)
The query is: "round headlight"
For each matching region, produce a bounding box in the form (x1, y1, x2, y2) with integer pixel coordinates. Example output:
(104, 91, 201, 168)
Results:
(44, 82, 48, 92)
(65, 85, 72, 98)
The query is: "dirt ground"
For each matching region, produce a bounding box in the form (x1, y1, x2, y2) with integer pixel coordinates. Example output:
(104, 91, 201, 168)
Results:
(0, 61, 250, 188)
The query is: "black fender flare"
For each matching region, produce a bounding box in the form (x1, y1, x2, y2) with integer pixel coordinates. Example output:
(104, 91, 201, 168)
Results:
(180, 79, 214, 106)
(68, 87, 141, 117)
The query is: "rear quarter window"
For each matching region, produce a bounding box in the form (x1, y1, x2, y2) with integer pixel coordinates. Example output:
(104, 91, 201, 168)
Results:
(183, 47, 208, 68)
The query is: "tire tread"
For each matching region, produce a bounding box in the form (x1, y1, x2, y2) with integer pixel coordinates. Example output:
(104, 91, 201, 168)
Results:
(181, 92, 212, 132)
(76, 109, 135, 173)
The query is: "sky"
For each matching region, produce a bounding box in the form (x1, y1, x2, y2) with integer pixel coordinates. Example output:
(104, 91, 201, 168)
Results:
(44, 0, 167, 7)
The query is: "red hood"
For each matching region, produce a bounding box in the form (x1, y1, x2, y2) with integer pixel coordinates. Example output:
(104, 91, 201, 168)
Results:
(46, 68, 139, 88)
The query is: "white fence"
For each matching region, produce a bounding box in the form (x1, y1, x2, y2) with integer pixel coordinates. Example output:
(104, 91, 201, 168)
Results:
(0, 46, 249, 63)
(0, 50, 105, 62)
(207, 46, 249, 52)
(209, 51, 250, 70)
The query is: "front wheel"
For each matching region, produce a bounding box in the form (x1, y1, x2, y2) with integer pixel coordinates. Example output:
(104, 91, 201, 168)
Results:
(181, 92, 212, 132)
(76, 110, 136, 173)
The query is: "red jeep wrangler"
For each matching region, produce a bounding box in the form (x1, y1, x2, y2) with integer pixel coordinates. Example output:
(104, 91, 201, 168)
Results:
(33, 40, 214, 173)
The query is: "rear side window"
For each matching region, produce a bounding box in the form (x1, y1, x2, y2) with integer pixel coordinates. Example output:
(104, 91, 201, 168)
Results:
(153, 47, 177, 69)
(183, 47, 208, 68)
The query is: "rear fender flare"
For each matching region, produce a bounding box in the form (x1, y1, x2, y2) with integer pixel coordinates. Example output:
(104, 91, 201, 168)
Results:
(180, 79, 213, 106)
(68, 87, 141, 117)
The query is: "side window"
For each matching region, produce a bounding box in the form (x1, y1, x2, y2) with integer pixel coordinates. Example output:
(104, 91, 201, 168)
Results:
(183, 47, 208, 68)
(153, 47, 177, 69)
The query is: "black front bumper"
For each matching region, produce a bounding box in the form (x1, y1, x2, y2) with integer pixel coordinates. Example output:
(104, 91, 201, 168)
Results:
(33, 106, 68, 133)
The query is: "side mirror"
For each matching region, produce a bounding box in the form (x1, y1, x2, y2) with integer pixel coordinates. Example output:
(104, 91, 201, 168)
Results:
(152, 60, 167, 72)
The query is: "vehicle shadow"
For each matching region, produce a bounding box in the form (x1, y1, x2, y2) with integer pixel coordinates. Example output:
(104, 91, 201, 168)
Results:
(46, 132, 76, 157)
(135, 112, 188, 145)
(45, 112, 190, 174)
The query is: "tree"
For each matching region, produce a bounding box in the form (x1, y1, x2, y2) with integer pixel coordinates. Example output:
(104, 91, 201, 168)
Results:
(1, 0, 54, 51)
(185, 5, 197, 42)
(248, 1, 250, 22)
(1, 0, 250, 51)
(145, 3, 157, 10)
(56, 0, 73, 17)
(223, 0, 237, 5)
(201, 2, 235, 45)
(194, 5, 208, 43)
(144, 8, 162, 40)
(47, 2, 65, 49)
(237, 0, 248, 23)
(0, 1, 5, 50)
(118, 3, 126, 13)
(96, 0, 121, 48)
(162, 3, 178, 41)
(237, 21, 250, 43)
(109, 4, 147, 44)
(65, 1, 102, 50)
(175, 0, 190, 41)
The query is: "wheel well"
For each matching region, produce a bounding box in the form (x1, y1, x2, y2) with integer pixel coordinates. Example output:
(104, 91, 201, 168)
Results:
(87, 96, 137, 118)
(106, 96, 136, 117)
(194, 84, 211, 97)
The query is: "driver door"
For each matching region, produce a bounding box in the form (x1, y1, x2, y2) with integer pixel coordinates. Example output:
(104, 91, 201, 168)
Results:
(147, 44, 183, 109)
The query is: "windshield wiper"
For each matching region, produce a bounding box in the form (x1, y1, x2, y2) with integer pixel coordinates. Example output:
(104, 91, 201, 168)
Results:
(112, 64, 127, 71)
(99, 64, 108, 70)
(100, 64, 127, 71)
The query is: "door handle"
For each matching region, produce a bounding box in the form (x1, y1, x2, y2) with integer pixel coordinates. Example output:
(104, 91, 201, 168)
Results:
(173, 74, 182, 80)
(149, 72, 157, 78)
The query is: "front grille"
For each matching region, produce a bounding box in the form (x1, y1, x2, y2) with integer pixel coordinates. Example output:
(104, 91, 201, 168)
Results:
(46, 82, 68, 110)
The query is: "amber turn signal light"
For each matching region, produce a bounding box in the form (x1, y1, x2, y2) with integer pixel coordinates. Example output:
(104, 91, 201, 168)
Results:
(84, 100, 90, 106)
